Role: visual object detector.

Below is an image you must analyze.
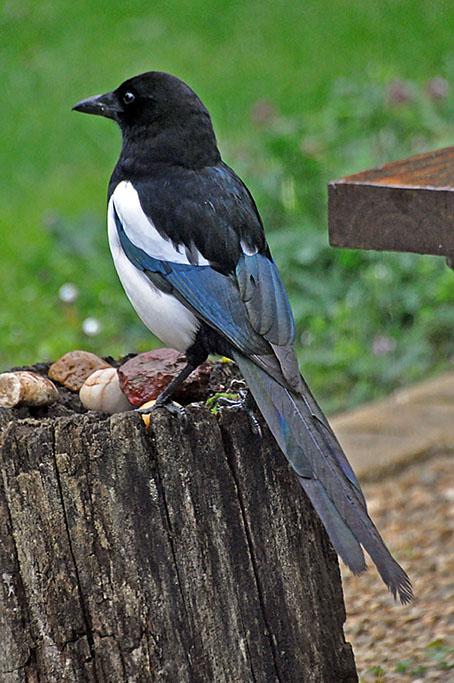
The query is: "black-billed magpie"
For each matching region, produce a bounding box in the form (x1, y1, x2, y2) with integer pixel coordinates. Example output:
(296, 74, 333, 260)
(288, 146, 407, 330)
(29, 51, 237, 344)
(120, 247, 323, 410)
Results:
(73, 71, 412, 603)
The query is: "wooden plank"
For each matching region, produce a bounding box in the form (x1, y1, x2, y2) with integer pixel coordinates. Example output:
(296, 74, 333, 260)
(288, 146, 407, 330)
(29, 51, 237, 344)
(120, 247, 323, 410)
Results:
(328, 146, 454, 257)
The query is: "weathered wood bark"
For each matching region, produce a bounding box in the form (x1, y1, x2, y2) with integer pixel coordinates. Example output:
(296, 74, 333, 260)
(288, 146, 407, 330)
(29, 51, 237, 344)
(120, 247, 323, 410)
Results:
(0, 402, 357, 682)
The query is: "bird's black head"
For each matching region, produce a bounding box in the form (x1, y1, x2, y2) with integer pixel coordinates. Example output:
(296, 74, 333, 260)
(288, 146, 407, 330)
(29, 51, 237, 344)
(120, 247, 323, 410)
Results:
(73, 71, 221, 169)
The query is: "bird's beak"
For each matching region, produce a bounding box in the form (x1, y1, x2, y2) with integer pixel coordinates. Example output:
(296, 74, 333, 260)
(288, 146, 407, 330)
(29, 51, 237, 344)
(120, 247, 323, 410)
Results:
(72, 91, 122, 121)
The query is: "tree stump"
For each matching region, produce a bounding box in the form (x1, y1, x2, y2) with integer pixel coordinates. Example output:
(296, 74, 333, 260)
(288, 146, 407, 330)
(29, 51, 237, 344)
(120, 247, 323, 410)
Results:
(0, 388, 357, 681)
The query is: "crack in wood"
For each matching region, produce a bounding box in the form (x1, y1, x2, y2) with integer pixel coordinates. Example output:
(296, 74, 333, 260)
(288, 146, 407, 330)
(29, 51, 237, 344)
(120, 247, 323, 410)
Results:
(221, 418, 283, 683)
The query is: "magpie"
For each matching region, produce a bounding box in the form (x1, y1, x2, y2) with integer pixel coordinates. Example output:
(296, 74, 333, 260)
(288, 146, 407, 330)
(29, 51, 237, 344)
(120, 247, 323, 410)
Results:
(73, 71, 413, 603)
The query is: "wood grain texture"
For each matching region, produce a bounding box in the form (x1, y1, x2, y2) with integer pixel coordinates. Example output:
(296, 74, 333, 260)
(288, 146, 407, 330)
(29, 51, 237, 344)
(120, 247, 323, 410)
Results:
(328, 146, 454, 257)
(0, 404, 357, 682)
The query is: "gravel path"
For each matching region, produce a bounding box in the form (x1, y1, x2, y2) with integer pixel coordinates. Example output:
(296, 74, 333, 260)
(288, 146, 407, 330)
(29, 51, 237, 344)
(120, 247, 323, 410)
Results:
(342, 453, 453, 682)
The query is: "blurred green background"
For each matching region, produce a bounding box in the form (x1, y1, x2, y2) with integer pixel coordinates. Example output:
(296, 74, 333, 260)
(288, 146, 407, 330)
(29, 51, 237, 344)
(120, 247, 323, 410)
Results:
(1, 0, 453, 412)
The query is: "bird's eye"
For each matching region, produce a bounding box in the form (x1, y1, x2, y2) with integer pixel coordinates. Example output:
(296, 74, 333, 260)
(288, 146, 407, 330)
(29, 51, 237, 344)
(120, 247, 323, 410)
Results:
(123, 91, 135, 105)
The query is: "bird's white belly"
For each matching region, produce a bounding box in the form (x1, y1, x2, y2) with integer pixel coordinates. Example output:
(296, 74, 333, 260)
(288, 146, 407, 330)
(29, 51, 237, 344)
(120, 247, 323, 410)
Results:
(107, 200, 199, 352)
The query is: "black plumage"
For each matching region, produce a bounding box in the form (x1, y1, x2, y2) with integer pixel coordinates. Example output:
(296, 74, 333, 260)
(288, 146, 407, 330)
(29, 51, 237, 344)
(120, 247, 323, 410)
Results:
(74, 71, 413, 603)
(115, 164, 268, 274)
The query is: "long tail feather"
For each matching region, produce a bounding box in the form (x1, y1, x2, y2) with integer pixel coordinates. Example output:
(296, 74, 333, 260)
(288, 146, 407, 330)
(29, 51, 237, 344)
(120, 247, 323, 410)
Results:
(234, 351, 413, 604)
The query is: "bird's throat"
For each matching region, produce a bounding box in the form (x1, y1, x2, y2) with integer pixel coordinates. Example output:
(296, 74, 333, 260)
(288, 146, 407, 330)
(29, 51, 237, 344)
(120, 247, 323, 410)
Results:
(119, 121, 221, 173)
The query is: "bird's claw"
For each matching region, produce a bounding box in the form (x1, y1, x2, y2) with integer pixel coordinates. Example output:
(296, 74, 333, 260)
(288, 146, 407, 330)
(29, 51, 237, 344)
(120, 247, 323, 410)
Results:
(206, 383, 262, 438)
(214, 395, 242, 408)
(228, 379, 247, 393)
(136, 400, 189, 431)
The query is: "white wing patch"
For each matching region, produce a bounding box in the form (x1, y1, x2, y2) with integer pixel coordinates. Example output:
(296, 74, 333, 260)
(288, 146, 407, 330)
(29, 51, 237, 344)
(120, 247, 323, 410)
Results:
(111, 181, 210, 265)
(107, 197, 200, 351)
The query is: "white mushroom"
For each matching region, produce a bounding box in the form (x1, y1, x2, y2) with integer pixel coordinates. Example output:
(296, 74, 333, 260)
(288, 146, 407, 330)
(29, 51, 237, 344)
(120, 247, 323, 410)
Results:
(0, 372, 59, 408)
(79, 368, 133, 414)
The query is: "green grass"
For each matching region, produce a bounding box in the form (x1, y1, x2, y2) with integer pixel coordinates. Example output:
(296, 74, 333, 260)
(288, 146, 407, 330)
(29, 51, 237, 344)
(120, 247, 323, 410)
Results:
(1, 0, 453, 411)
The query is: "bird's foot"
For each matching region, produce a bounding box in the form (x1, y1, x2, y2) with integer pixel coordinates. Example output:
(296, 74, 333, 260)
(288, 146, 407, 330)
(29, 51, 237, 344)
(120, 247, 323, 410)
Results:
(136, 399, 189, 430)
(206, 380, 262, 437)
